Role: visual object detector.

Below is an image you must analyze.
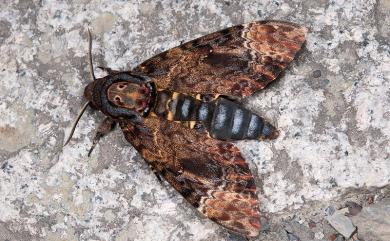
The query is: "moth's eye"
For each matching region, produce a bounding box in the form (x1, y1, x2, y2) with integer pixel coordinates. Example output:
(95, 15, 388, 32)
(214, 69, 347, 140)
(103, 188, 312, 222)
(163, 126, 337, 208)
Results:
(115, 96, 122, 103)
(118, 84, 126, 90)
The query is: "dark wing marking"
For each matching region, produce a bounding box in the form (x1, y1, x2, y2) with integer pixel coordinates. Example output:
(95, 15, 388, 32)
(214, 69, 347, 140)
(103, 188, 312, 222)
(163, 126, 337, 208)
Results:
(120, 117, 260, 237)
(133, 20, 307, 97)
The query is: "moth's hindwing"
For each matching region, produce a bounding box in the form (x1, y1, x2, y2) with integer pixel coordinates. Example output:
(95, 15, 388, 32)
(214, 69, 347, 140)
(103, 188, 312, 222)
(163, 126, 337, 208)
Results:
(133, 20, 307, 97)
(120, 118, 261, 237)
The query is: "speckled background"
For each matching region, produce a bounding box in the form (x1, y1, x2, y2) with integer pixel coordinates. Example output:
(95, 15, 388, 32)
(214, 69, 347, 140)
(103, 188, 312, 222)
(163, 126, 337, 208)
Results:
(0, 0, 389, 241)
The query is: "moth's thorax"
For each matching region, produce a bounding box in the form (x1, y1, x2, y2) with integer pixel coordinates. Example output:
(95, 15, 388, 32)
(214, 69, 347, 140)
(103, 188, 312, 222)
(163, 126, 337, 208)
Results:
(107, 81, 153, 115)
(83, 72, 155, 119)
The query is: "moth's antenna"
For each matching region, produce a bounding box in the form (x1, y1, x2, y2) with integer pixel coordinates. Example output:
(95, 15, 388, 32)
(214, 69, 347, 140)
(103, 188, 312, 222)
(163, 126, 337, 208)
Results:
(63, 101, 90, 146)
(63, 29, 96, 147)
(88, 28, 96, 82)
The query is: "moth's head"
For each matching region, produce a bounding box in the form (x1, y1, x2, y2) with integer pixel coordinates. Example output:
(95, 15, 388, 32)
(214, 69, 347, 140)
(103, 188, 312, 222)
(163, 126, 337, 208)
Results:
(84, 72, 155, 119)
(64, 30, 156, 146)
(83, 78, 100, 109)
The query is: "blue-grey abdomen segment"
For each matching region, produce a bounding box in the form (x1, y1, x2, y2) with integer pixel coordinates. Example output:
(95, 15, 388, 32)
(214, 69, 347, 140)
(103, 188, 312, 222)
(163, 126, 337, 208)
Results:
(209, 98, 277, 140)
(197, 102, 213, 122)
(210, 98, 236, 140)
(230, 107, 252, 139)
(246, 114, 263, 139)
(174, 95, 197, 120)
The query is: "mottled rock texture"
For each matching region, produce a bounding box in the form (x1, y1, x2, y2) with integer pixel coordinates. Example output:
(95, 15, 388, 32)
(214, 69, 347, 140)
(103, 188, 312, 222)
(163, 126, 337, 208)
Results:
(0, 0, 389, 241)
(351, 199, 390, 241)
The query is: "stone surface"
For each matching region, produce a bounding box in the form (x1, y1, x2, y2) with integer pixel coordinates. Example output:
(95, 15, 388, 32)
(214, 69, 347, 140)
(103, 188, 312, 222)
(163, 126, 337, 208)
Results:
(324, 206, 336, 216)
(0, 0, 389, 241)
(283, 221, 314, 240)
(326, 209, 356, 238)
(351, 199, 390, 241)
(334, 235, 346, 241)
(345, 201, 362, 216)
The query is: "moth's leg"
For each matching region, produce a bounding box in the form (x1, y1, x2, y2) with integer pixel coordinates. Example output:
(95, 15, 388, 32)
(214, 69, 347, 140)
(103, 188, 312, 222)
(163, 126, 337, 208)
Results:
(189, 122, 210, 136)
(148, 163, 162, 184)
(88, 117, 116, 156)
(200, 94, 241, 103)
(148, 164, 162, 183)
(97, 66, 120, 75)
(219, 95, 241, 103)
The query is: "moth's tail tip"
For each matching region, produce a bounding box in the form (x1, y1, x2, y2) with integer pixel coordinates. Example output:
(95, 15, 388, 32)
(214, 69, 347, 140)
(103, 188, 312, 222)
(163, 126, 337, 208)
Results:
(269, 129, 280, 139)
(260, 126, 279, 140)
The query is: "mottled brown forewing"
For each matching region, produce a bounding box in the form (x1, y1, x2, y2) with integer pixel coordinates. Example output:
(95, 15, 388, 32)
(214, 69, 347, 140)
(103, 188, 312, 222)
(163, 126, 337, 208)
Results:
(120, 118, 261, 237)
(133, 20, 307, 97)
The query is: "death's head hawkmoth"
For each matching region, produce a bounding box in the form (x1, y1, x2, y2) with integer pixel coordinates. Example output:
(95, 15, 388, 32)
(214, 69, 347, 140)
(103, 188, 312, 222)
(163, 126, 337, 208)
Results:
(65, 20, 307, 238)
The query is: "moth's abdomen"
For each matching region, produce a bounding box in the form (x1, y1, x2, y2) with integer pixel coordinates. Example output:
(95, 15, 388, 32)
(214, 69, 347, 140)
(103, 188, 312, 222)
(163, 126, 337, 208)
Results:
(153, 91, 278, 140)
(210, 98, 278, 140)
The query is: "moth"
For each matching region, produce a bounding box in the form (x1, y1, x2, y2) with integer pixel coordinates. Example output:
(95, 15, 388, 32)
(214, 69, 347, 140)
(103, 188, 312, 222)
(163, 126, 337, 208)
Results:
(65, 20, 307, 238)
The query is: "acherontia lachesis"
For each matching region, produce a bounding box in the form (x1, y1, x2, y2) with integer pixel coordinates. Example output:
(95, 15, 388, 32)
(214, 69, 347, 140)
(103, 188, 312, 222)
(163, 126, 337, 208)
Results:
(65, 20, 307, 238)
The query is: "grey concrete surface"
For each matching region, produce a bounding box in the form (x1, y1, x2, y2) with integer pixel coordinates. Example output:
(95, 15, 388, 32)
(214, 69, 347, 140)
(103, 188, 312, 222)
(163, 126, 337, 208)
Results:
(0, 0, 389, 241)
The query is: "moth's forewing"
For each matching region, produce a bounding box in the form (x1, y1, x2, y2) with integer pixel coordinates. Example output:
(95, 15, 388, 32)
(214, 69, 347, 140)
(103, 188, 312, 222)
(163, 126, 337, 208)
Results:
(133, 20, 307, 97)
(120, 118, 260, 237)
